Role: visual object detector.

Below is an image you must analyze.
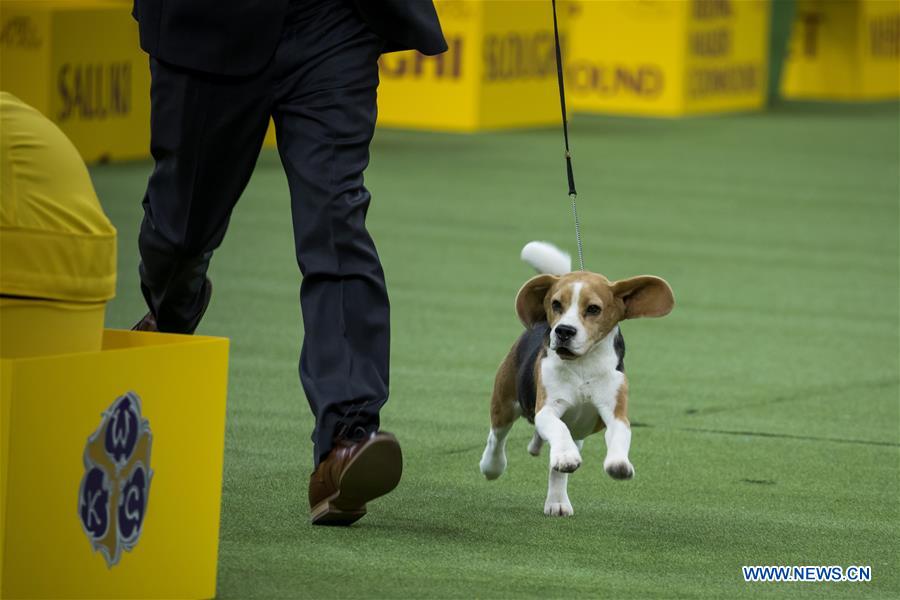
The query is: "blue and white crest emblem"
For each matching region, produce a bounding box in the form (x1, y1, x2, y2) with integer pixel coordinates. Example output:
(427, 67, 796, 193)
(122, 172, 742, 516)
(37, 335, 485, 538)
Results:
(78, 391, 153, 567)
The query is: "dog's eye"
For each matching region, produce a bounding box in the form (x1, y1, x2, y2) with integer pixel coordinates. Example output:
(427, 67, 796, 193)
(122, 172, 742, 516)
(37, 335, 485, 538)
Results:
(551, 300, 563, 314)
(585, 304, 602, 316)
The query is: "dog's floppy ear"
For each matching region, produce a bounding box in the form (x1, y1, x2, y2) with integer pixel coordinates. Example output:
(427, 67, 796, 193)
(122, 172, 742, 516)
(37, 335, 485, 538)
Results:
(515, 274, 558, 327)
(612, 276, 674, 319)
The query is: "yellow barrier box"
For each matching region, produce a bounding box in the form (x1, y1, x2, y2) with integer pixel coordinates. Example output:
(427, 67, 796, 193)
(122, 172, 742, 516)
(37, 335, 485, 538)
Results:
(565, 0, 770, 116)
(781, 0, 899, 100)
(374, 0, 565, 132)
(1, 329, 228, 599)
(0, 1, 151, 162)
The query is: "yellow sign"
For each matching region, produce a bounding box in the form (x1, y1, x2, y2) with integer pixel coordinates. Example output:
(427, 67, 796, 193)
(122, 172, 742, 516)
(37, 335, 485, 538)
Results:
(565, 0, 770, 116)
(0, 1, 151, 162)
(782, 0, 900, 100)
(1, 330, 228, 599)
(374, 0, 565, 132)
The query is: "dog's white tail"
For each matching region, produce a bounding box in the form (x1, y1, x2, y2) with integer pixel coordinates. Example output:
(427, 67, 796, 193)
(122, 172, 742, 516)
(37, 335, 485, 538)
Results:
(521, 241, 572, 275)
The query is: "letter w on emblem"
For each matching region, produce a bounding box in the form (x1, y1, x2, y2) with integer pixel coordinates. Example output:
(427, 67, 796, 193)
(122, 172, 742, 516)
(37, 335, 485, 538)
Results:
(110, 409, 131, 449)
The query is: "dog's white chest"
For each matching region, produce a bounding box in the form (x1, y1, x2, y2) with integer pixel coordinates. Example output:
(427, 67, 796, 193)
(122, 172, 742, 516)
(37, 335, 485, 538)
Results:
(559, 371, 622, 438)
(540, 338, 624, 440)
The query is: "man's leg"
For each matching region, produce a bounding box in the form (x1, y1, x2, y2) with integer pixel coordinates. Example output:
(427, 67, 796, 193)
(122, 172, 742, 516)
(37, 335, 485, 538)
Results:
(138, 58, 272, 333)
(272, 1, 389, 467)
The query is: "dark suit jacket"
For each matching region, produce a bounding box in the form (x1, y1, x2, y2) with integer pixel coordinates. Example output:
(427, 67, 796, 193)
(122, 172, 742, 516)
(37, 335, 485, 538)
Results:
(132, 0, 447, 76)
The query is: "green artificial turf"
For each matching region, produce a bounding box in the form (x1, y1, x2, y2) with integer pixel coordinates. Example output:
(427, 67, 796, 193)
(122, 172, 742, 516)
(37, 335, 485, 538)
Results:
(93, 102, 899, 599)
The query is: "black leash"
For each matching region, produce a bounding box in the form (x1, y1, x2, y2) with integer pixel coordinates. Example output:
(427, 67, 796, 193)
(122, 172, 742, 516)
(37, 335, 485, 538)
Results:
(551, 0, 585, 271)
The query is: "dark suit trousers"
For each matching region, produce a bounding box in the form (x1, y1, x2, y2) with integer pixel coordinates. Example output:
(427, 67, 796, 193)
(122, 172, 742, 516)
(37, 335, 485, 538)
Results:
(138, 0, 389, 467)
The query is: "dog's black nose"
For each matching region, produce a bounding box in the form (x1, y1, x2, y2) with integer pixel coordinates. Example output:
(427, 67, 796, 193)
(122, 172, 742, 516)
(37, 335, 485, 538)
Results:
(555, 325, 576, 342)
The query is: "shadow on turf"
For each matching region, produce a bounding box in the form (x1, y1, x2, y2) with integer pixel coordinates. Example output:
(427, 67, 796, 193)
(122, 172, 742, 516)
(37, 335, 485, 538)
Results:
(680, 426, 900, 448)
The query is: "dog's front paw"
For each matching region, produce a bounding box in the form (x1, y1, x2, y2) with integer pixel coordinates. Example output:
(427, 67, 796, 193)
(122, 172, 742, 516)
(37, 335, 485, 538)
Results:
(544, 500, 574, 517)
(550, 448, 582, 473)
(527, 433, 543, 457)
(604, 458, 634, 480)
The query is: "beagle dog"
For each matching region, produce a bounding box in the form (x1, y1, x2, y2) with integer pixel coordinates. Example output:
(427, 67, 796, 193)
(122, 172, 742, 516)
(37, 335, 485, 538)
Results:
(479, 241, 674, 516)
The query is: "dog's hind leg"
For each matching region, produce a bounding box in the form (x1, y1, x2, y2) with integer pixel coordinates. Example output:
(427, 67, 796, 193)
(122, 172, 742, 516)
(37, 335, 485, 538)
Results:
(480, 418, 516, 480)
(544, 439, 583, 516)
(480, 350, 519, 480)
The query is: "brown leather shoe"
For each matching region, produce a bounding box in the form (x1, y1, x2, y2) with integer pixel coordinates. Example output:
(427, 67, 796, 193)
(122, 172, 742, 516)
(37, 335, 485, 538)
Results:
(309, 431, 403, 526)
(132, 311, 158, 332)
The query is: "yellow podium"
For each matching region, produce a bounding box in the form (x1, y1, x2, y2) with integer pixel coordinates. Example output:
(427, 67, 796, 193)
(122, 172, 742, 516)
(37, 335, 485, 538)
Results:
(0, 330, 229, 599)
(1, 91, 118, 359)
(374, 0, 565, 132)
(781, 0, 900, 100)
(0, 1, 151, 162)
(565, 0, 770, 116)
(0, 92, 228, 599)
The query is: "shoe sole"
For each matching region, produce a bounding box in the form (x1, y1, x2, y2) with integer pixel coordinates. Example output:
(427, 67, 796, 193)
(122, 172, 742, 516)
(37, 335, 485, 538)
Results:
(310, 435, 403, 526)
